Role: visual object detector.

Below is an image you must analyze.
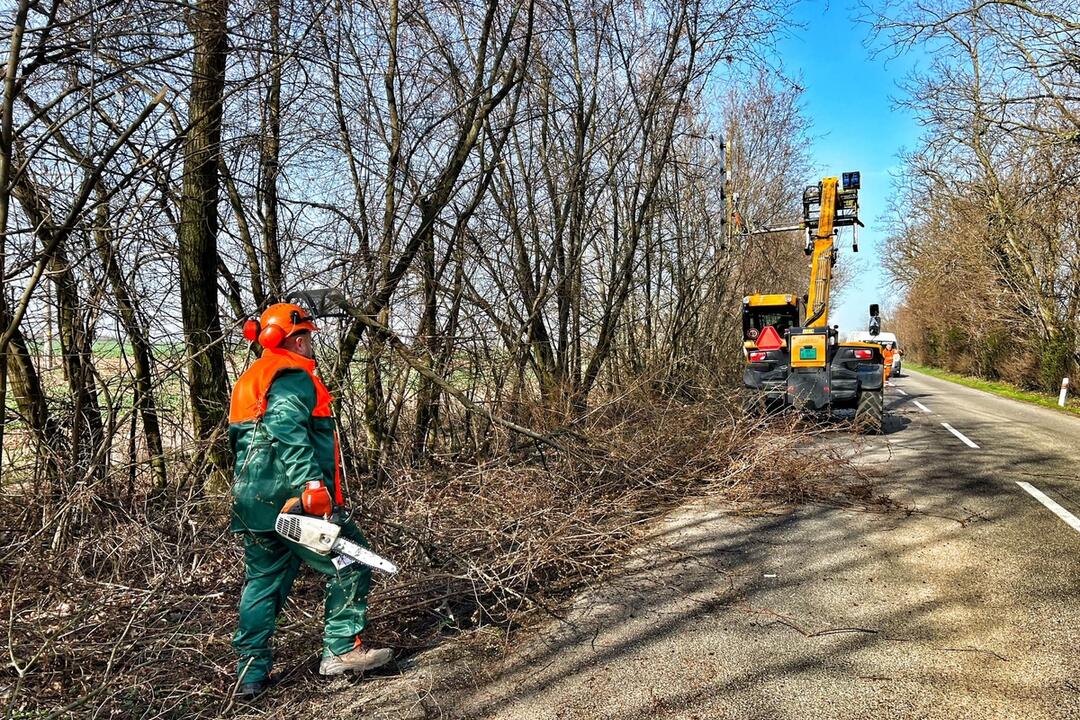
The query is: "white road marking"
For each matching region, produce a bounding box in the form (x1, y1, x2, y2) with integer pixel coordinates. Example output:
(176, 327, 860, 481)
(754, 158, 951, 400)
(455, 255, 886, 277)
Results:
(1016, 482, 1080, 534)
(913, 400, 932, 413)
(941, 423, 980, 448)
(895, 388, 907, 396)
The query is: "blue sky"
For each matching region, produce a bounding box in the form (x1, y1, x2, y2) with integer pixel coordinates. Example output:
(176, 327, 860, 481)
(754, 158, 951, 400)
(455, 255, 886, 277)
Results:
(772, 1, 924, 332)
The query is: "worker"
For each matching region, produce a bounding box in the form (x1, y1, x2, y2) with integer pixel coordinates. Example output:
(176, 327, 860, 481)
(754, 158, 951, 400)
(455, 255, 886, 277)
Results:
(881, 341, 895, 380)
(228, 303, 392, 700)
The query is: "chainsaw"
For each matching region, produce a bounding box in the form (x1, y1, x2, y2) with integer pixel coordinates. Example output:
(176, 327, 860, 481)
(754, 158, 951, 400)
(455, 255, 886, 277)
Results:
(275, 507, 398, 574)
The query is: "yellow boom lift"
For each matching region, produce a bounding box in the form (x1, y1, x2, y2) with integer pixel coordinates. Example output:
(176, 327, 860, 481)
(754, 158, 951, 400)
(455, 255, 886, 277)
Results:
(741, 172, 887, 432)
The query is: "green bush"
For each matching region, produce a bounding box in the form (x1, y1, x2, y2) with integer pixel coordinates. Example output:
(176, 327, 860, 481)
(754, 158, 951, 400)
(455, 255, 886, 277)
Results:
(975, 328, 1010, 379)
(1039, 334, 1076, 394)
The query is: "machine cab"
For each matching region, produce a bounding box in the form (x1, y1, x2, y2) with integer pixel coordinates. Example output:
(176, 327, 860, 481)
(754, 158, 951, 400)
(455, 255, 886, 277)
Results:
(742, 294, 802, 346)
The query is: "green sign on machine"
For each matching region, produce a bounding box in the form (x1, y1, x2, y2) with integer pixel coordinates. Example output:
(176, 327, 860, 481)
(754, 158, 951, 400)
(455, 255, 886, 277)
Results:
(799, 346, 817, 361)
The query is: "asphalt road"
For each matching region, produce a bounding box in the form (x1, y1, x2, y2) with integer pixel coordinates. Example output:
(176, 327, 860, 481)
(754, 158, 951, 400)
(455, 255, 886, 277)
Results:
(354, 370, 1080, 719)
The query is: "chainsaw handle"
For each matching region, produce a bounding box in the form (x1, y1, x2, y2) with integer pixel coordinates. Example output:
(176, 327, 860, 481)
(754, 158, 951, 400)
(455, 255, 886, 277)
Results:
(300, 480, 334, 516)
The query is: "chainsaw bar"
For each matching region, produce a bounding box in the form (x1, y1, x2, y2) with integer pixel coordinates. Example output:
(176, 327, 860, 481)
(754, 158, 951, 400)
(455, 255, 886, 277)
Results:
(333, 537, 399, 574)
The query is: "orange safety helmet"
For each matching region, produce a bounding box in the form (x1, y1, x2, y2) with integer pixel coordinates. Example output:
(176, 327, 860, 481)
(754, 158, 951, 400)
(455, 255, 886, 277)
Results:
(243, 303, 319, 349)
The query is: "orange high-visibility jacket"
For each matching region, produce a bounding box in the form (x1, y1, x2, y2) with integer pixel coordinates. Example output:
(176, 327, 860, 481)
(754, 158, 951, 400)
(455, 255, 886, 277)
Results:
(882, 346, 895, 379)
(228, 348, 343, 532)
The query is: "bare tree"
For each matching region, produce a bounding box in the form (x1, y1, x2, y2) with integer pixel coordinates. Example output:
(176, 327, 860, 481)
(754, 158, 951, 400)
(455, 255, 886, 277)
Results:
(179, 0, 230, 479)
(871, 0, 1080, 389)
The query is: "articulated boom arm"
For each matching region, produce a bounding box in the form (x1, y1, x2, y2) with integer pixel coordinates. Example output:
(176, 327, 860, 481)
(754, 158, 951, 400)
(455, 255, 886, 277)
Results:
(736, 171, 861, 330)
(805, 178, 837, 328)
(802, 173, 862, 328)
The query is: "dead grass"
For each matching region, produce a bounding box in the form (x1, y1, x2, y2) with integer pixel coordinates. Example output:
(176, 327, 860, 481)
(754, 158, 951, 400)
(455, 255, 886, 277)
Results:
(0, 389, 885, 719)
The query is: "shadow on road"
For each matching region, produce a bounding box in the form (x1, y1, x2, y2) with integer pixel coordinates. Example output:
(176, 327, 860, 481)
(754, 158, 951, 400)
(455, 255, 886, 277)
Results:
(405, 386, 1079, 720)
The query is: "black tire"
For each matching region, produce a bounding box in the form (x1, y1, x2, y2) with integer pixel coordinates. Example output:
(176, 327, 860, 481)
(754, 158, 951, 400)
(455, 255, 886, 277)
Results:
(854, 389, 884, 434)
(743, 392, 767, 417)
(765, 396, 787, 414)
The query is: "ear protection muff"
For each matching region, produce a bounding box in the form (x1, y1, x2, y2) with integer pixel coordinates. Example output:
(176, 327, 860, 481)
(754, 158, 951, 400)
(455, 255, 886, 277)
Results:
(258, 324, 287, 349)
(243, 318, 261, 343)
(241, 317, 286, 348)
(244, 306, 316, 349)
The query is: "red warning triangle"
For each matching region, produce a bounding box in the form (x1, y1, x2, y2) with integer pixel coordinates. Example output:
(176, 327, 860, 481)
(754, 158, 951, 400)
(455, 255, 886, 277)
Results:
(756, 325, 784, 351)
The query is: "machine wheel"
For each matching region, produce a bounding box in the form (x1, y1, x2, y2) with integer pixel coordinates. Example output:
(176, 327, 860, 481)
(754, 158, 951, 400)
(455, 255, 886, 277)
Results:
(854, 389, 884, 434)
(765, 396, 787, 414)
(743, 392, 767, 417)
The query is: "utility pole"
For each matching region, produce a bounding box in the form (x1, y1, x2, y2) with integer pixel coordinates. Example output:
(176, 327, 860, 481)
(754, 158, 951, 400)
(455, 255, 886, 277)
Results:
(719, 133, 728, 247)
(724, 123, 735, 245)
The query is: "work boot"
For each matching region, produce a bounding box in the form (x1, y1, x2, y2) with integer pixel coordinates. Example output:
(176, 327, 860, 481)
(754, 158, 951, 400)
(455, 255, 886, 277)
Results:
(319, 639, 393, 676)
(236, 679, 268, 701)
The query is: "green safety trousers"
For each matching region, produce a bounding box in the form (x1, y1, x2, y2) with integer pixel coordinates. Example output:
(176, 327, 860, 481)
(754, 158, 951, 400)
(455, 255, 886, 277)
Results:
(233, 519, 371, 684)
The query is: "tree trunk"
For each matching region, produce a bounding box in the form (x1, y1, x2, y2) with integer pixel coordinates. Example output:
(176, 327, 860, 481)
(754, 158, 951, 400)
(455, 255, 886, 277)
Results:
(411, 227, 439, 462)
(11, 171, 105, 484)
(363, 327, 389, 475)
(0, 0, 30, 478)
(93, 194, 168, 487)
(2, 312, 63, 487)
(260, 0, 284, 300)
(179, 0, 231, 482)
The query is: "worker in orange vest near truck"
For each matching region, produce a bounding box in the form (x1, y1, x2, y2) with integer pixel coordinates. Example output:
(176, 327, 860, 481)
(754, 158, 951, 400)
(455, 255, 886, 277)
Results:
(881, 341, 895, 381)
(228, 303, 392, 700)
